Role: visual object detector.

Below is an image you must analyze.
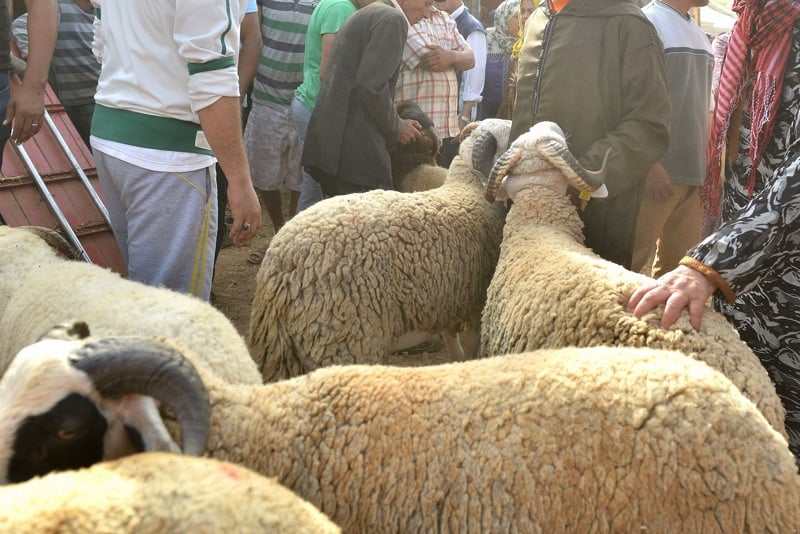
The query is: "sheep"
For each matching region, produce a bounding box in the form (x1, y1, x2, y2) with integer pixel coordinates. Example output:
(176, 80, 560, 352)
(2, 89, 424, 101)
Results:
(479, 121, 787, 437)
(247, 119, 510, 381)
(0, 452, 339, 533)
(2, 331, 799, 531)
(391, 101, 447, 193)
(0, 225, 261, 385)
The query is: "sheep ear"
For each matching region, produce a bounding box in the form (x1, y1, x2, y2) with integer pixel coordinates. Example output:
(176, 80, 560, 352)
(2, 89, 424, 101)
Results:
(38, 321, 91, 342)
(99, 395, 180, 458)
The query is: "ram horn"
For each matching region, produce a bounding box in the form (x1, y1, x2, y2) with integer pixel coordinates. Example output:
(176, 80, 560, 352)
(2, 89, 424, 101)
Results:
(471, 127, 500, 178)
(69, 337, 210, 456)
(24, 226, 80, 260)
(540, 141, 611, 192)
(485, 146, 523, 202)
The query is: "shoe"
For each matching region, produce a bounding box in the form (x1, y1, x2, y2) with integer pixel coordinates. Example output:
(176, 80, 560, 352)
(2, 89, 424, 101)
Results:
(391, 336, 441, 355)
(247, 250, 265, 265)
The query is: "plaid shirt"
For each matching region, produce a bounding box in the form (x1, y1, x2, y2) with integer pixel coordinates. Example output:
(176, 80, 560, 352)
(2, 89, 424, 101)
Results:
(395, 7, 468, 139)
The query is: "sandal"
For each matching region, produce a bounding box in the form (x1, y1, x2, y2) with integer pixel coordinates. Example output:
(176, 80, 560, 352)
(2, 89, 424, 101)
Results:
(247, 250, 265, 265)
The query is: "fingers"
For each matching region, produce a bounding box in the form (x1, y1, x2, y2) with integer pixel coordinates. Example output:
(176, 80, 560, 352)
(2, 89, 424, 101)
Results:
(10, 117, 43, 144)
(627, 280, 661, 317)
(229, 217, 259, 245)
(660, 289, 688, 330)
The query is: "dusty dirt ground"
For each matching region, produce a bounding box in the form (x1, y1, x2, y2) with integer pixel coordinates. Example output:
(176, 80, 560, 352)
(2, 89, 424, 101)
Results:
(210, 197, 450, 368)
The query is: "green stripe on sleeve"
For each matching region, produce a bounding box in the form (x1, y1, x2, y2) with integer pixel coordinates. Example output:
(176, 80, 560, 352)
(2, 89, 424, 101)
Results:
(188, 56, 235, 75)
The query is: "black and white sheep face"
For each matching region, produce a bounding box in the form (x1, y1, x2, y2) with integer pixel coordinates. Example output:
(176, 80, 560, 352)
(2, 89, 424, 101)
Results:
(0, 330, 211, 484)
(0, 339, 128, 484)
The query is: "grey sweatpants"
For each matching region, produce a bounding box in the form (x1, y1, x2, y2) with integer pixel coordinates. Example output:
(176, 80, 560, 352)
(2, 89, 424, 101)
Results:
(94, 150, 218, 301)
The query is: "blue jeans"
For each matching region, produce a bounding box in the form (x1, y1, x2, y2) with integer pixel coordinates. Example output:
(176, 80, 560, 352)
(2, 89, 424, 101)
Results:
(0, 72, 13, 168)
(290, 97, 323, 212)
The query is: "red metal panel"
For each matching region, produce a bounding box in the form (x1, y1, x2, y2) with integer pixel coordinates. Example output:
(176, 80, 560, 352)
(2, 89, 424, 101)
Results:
(0, 85, 127, 276)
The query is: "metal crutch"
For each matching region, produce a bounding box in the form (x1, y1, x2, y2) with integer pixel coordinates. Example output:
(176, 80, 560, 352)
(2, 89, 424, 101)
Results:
(11, 140, 93, 263)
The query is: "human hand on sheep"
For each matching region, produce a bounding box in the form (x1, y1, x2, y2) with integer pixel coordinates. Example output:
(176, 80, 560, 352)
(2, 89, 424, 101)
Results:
(398, 118, 423, 144)
(644, 162, 675, 201)
(628, 264, 718, 331)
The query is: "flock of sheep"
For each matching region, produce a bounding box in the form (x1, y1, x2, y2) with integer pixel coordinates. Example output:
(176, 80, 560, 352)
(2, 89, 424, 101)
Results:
(0, 117, 798, 532)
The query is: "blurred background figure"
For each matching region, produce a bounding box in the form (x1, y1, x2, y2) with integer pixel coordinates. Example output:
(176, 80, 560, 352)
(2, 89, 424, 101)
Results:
(12, 0, 96, 146)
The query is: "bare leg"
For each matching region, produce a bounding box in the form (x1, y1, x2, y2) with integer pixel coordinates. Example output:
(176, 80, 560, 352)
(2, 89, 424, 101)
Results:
(261, 190, 286, 233)
(289, 190, 300, 216)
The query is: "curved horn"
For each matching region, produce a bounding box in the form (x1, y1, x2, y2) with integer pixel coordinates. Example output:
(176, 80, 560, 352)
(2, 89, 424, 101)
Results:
(24, 226, 79, 259)
(458, 121, 479, 143)
(471, 128, 499, 178)
(540, 141, 611, 192)
(69, 338, 210, 456)
(485, 146, 522, 202)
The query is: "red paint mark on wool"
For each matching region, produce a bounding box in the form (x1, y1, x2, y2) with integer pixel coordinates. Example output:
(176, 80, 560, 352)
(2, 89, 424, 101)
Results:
(218, 464, 244, 480)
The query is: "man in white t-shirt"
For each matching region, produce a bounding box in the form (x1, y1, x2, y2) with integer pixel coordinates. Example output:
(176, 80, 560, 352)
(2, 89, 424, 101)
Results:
(89, 0, 261, 301)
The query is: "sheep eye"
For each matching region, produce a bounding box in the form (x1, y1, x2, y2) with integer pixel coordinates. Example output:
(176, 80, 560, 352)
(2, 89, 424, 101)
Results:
(57, 429, 77, 440)
(57, 427, 85, 441)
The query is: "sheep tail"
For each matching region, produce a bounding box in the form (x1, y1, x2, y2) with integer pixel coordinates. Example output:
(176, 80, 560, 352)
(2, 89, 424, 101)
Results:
(247, 304, 301, 383)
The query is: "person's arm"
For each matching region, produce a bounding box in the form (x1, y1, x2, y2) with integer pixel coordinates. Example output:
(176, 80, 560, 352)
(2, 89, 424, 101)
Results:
(421, 43, 474, 72)
(238, 11, 261, 99)
(459, 30, 486, 124)
(176, 0, 261, 243)
(354, 13, 413, 144)
(4, 0, 57, 144)
(629, 146, 800, 330)
(319, 33, 337, 80)
(197, 97, 261, 244)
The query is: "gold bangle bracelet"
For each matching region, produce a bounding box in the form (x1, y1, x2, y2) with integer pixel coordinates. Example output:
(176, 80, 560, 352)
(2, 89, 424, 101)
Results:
(679, 256, 736, 303)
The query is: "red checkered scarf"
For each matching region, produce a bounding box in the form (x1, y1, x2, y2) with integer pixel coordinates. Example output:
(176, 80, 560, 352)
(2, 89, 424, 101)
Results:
(705, 0, 800, 217)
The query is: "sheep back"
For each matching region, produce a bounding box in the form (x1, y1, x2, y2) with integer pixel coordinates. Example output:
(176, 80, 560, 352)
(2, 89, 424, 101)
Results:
(480, 187, 787, 435)
(0, 226, 63, 320)
(0, 452, 339, 532)
(0, 259, 261, 385)
(204, 347, 800, 532)
(248, 156, 505, 381)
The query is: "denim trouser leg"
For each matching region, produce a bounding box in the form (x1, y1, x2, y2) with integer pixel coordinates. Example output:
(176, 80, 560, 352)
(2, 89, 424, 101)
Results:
(0, 72, 13, 169)
(290, 97, 323, 212)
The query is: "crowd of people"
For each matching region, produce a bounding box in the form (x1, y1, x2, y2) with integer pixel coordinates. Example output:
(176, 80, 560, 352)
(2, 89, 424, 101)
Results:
(1, 0, 798, 468)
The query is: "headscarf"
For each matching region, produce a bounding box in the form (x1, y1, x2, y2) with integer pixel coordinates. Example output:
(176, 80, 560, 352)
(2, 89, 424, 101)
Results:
(705, 0, 800, 217)
(511, 0, 539, 59)
(486, 0, 520, 57)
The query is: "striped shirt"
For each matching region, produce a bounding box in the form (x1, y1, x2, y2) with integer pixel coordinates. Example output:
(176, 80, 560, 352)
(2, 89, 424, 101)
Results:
(12, 0, 99, 106)
(394, 7, 468, 139)
(252, 0, 316, 106)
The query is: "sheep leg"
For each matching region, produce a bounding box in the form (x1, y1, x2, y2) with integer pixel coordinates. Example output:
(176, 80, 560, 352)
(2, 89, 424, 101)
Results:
(442, 333, 466, 361)
(458, 329, 480, 361)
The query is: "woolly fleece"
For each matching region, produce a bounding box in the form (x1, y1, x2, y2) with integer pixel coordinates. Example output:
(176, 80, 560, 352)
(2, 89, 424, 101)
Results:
(480, 186, 786, 436)
(0, 452, 339, 532)
(248, 155, 505, 381)
(0, 226, 260, 385)
(192, 345, 800, 532)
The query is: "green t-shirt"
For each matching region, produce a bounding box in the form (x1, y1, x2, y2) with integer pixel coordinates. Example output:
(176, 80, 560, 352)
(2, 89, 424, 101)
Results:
(295, 0, 356, 110)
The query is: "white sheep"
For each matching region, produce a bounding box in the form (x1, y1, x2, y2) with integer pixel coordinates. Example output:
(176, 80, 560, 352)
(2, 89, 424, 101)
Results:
(2, 332, 798, 531)
(0, 452, 339, 532)
(0, 225, 261, 385)
(479, 121, 787, 436)
(248, 120, 511, 381)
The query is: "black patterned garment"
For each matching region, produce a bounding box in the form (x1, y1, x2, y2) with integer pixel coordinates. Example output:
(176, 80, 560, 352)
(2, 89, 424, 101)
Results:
(688, 24, 800, 467)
